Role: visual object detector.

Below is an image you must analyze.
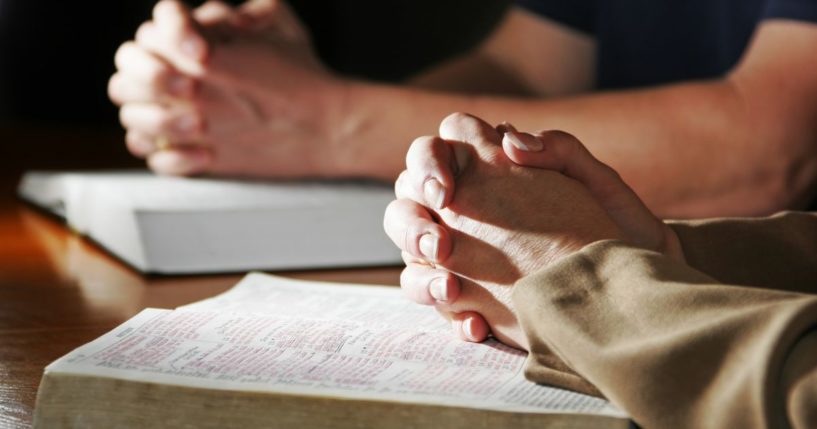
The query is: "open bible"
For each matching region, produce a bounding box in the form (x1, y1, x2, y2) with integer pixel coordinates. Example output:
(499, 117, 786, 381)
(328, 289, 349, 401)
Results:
(18, 170, 401, 274)
(34, 273, 629, 428)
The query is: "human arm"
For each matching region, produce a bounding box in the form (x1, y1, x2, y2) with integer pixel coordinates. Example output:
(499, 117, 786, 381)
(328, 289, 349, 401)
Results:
(107, 4, 595, 177)
(383, 113, 817, 428)
(111, 3, 817, 217)
(344, 19, 817, 217)
(514, 238, 817, 428)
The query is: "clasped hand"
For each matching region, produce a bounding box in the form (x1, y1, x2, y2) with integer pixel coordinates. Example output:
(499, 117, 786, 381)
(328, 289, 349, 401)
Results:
(108, 0, 344, 177)
(383, 112, 684, 350)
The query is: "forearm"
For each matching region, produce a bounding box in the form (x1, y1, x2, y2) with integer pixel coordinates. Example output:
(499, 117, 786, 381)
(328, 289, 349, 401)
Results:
(337, 76, 815, 217)
(513, 240, 817, 428)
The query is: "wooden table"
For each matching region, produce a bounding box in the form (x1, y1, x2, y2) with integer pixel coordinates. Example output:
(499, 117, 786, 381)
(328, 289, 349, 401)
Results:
(0, 175, 402, 428)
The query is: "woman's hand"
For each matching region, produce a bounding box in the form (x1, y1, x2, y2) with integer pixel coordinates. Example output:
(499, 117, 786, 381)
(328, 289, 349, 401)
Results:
(383, 112, 684, 349)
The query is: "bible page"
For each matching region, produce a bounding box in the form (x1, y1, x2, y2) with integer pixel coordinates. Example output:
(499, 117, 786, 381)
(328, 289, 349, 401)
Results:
(46, 275, 625, 417)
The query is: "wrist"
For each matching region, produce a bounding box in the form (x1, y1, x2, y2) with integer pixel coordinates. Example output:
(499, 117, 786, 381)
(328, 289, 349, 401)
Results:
(323, 79, 403, 180)
(311, 75, 352, 176)
(319, 78, 371, 177)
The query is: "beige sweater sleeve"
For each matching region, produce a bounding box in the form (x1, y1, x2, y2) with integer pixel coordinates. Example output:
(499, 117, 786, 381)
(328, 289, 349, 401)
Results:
(512, 212, 817, 429)
(668, 211, 817, 292)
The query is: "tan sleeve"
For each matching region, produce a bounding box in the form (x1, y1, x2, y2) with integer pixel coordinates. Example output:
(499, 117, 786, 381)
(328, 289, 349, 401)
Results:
(512, 240, 817, 429)
(668, 211, 817, 293)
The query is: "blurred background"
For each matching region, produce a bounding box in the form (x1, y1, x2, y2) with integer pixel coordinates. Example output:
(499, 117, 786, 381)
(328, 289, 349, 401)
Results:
(0, 0, 510, 178)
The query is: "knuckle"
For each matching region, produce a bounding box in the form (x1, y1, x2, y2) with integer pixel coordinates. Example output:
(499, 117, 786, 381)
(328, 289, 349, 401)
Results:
(400, 267, 435, 305)
(202, 0, 233, 12)
(399, 267, 412, 288)
(383, 198, 404, 219)
(124, 130, 139, 145)
(145, 157, 160, 173)
(146, 154, 169, 174)
(107, 74, 122, 103)
(441, 112, 473, 129)
(409, 135, 440, 151)
(383, 199, 410, 238)
(149, 152, 195, 177)
(394, 170, 408, 197)
(135, 21, 155, 45)
(125, 132, 151, 157)
(439, 112, 497, 146)
(118, 105, 132, 127)
(407, 135, 443, 166)
(153, 0, 175, 18)
(114, 41, 137, 68)
(399, 268, 421, 298)
(117, 40, 137, 54)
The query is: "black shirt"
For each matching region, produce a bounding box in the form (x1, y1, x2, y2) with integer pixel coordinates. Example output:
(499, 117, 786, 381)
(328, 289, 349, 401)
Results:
(516, 0, 817, 89)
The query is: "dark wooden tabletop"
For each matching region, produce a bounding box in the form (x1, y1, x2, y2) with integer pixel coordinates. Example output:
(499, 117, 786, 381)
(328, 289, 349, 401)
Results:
(0, 168, 402, 427)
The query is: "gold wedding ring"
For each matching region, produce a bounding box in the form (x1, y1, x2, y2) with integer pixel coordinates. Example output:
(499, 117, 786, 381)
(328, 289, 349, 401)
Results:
(155, 135, 172, 152)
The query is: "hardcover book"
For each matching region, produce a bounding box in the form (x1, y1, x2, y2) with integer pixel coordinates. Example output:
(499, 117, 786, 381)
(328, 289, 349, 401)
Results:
(34, 273, 629, 428)
(18, 171, 401, 274)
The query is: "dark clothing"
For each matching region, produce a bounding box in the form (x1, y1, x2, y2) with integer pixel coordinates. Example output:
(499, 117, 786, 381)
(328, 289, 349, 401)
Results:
(516, 0, 817, 89)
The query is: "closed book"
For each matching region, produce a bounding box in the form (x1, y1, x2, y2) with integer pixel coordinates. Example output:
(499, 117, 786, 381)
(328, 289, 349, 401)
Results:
(18, 170, 401, 274)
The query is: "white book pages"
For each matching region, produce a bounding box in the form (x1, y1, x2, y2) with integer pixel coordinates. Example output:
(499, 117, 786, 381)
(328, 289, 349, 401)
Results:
(179, 273, 450, 330)
(46, 273, 626, 417)
(20, 170, 394, 212)
(18, 171, 402, 272)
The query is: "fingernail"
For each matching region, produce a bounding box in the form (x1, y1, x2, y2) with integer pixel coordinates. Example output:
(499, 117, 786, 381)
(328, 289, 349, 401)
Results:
(423, 178, 446, 210)
(504, 131, 543, 152)
(175, 114, 198, 133)
(182, 37, 206, 61)
(463, 318, 477, 341)
(169, 76, 193, 96)
(429, 277, 448, 302)
(419, 233, 439, 261)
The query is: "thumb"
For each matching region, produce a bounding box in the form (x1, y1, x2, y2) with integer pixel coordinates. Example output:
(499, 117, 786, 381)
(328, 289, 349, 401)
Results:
(502, 129, 668, 253)
(236, 0, 309, 43)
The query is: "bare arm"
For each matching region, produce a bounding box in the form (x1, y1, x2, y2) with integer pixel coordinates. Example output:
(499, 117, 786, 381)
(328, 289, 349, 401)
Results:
(338, 17, 817, 218)
(113, 4, 817, 218)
